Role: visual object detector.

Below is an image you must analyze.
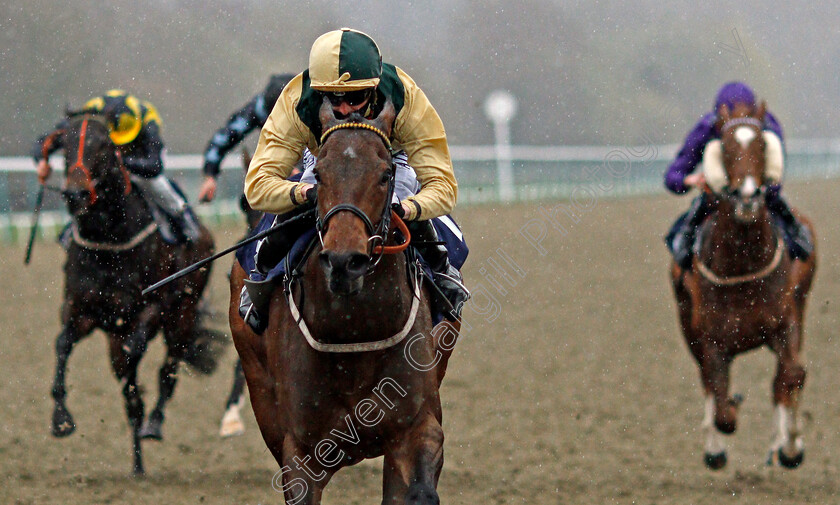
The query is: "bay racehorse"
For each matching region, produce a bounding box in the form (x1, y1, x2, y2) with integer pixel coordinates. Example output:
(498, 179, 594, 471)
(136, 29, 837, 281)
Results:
(670, 101, 817, 470)
(48, 113, 223, 475)
(229, 99, 460, 504)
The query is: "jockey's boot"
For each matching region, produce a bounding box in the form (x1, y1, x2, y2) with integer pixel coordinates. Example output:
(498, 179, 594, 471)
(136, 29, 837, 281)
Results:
(134, 174, 201, 243)
(177, 208, 203, 243)
(409, 220, 470, 321)
(238, 286, 266, 334)
(670, 193, 712, 270)
(767, 192, 813, 260)
(254, 203, 316, 275)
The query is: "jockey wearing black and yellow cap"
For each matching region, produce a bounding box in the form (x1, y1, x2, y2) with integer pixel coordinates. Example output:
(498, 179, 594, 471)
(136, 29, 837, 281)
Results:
(245, 28, 468, 321)
(33, 90, 201, 242)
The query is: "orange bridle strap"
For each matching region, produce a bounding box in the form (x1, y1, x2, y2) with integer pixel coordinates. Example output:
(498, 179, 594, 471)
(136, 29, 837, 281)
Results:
(67, 118, 98, 205)
(372, 210, 411, 255)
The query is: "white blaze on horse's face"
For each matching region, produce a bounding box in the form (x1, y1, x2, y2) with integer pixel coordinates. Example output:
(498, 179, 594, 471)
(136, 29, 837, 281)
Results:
(734, 175, 762, 222)
(734, 125, 757, 149)
(740, 175, 758, 199)
(343, 146, 357, 159)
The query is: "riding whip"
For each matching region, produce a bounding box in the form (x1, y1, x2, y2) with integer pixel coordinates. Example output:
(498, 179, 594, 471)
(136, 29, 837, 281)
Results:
(142, 207, 315, 295)
(24, 184, 46, 265)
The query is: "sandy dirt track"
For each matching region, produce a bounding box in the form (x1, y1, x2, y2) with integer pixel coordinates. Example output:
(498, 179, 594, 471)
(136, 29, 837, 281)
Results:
(2, 179, 840, 504)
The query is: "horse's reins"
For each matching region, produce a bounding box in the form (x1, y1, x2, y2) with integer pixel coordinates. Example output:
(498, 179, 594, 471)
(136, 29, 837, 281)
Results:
(287, 121, 418, 352)
(316, 122, 410, 266)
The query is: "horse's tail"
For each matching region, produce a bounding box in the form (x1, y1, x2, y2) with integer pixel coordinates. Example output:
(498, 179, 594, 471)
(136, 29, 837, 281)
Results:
(183, 325, 229, 375)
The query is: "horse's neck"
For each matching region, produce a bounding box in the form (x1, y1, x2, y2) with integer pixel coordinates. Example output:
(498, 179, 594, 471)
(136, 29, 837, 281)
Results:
(704, 211, 777, 275)
(74, 191, 153, 243)
(301, 253, 416, 342)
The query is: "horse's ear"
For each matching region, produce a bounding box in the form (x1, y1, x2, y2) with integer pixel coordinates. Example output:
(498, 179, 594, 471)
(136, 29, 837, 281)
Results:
(372, 99, 396, 138)
(717, 103, 731, 123)
(756, 100, 767, 122)
(319, 95, 339, 131)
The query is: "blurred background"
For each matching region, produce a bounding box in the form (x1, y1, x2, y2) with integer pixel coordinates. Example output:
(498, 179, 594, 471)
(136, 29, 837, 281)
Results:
(0, 0, 839, 233)
(2, 0, 839, 152)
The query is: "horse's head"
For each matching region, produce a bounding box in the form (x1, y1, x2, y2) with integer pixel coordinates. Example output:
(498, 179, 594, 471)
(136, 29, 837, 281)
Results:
(314, 97, 396, 296)
(60, 112, 131, 216)
(703, 101, 784, 222)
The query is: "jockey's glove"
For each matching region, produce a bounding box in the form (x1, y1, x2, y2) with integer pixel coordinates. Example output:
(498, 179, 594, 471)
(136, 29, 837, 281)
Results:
(391, 202, 406, 219)
(305, 186, 317, 203)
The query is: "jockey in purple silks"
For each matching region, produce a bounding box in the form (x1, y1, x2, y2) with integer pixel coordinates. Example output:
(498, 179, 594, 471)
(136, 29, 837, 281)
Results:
(664, 82, 813, 269)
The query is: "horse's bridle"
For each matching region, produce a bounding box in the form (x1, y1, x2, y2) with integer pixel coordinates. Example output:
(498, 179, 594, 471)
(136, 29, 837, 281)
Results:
(57, 115, 132, 207)
(314, 122, 410, 269)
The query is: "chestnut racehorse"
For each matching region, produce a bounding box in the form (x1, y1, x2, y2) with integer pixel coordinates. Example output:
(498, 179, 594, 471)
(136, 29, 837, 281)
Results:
(49, 113, 222, 475)
(670, 101, 817, 470)
(229, 99, 459, 504)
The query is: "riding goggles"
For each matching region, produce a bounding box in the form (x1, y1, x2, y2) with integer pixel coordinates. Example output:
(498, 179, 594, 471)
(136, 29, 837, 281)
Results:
(324, 89, 372, 107)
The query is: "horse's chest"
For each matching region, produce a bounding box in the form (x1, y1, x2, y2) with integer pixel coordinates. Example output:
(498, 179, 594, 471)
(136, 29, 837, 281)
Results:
(696, 285, 789, 337)
(67, 256, 152, 323)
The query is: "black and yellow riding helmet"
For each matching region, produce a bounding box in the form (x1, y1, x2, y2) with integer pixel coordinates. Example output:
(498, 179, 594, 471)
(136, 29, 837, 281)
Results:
(83, 90, 143, 145)
(309, 28, 383, 93)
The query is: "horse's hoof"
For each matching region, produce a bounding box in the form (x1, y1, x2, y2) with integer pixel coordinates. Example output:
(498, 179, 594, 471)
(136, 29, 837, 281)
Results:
(219, 409, 245, 438)
(132, 465, 146, 478)
(139, 420, 163, 441)
(704, 451, 727, 470)
(774, 447, 804, 469)
(51, 407, 76, 438)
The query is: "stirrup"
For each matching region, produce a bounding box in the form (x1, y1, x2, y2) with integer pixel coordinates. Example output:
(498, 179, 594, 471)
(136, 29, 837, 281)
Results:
(238, 286, 266, 334)
(433, 267, 471, 321)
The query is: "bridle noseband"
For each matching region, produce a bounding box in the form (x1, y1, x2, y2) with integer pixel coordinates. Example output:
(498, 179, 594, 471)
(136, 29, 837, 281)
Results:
(315, 122, 408, 269)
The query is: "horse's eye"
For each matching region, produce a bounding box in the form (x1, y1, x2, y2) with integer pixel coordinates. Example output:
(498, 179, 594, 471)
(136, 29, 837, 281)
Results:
(313, 170, 321, 183)
(379, 170, 391, 186)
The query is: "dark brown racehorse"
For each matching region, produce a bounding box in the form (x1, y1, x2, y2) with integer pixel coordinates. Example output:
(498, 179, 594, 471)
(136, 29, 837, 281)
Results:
(670, 101, 817, 470)
(49, 113, 222, 475)
(229, 99, 460, 504)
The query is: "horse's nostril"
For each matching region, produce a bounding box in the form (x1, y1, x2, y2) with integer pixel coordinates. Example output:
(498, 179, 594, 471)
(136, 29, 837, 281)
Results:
(319, 251, 369, 276)
(347, 253, 370, 274)
(318, 252, 332, 271)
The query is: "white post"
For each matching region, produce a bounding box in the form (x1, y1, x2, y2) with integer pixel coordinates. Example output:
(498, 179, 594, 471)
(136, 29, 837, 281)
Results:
(484, 90, 518, 202)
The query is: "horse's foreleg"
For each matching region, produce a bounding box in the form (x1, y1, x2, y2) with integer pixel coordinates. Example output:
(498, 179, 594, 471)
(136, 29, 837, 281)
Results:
(700, 350, 738, 434)
(51, 324, 87, 437)
(219, 359, 247, 437)
(382, 409, 443, 505)
(110, 323, 152, 476)
(768, 324, 806, 468)
(274, 438, 333, 505)
(698, 349, 740, 470)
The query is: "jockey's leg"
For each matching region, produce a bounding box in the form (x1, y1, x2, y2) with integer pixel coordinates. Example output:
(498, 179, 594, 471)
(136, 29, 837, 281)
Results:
(668, 193, 712, 269)
(766, 190, 813, 260)
(409, 220, 470, 321)
(239, 204, 315, 333)
(133, 174, 202, 242)
(254, 203, 315, 274)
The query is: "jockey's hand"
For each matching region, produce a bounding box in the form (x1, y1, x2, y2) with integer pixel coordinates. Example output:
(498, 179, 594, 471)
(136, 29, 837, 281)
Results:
(391, 202, 406, 219)
(302, 183, 316, 203)
(198, 176, 217, 203)
(36, 159, 52, 185)
(683, 172, 706, 189)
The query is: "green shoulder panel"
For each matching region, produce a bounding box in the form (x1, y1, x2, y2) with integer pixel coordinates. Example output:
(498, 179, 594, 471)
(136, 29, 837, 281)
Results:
(296, 63, 405, 144)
